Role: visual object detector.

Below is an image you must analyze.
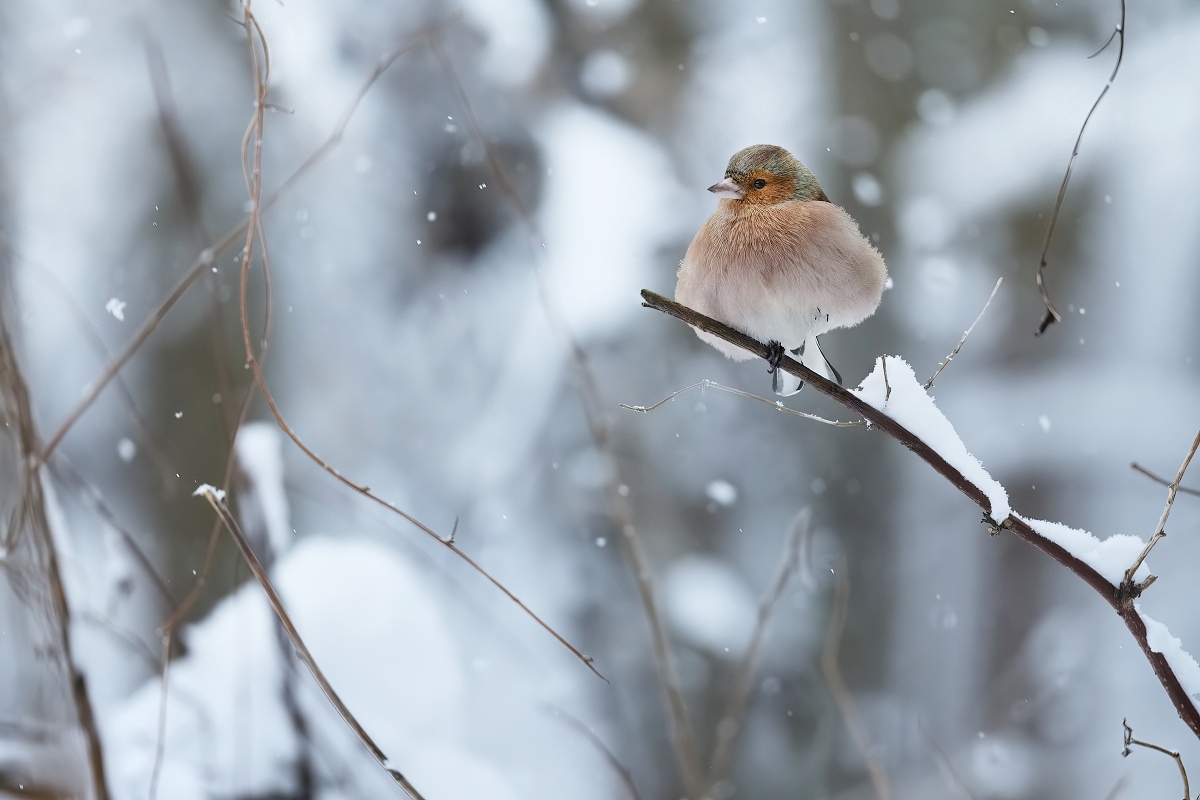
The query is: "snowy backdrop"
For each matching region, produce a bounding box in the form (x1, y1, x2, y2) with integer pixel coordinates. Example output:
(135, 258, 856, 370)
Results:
(2, 0, 1199, 798)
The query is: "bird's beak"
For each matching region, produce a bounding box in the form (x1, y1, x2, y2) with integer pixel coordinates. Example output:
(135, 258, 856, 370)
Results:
(707, 177, 744, 200)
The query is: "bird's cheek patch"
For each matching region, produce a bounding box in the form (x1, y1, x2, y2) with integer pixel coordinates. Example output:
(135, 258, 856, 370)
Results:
(743, 171, 795, 205)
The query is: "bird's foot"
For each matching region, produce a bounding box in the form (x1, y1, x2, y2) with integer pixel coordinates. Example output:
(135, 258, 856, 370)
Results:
(765, 340, 785, 373)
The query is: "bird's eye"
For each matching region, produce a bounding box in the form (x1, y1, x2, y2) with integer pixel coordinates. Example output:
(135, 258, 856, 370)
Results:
(753, 179, 767, 189)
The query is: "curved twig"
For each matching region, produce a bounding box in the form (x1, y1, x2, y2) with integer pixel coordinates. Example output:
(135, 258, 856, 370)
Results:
(1034, 0, 1126, 336)
(621, 379, 863, 427)
(640, 290, 1200, 741)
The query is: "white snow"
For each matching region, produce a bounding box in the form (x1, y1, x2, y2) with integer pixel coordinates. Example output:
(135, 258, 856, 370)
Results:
(116, 437, 136, 462)
(1017, 516, 1150, 587)
(105, 297, 126, 321)
(1139, 607, 1200, 700)
(191, 484, 225, 502)
(106, 536, 504, 799)
(705, 479, 738, 506)
(662, 555, 757, 657)
(854, 356, 1011, 521)
(235, 423, 292, 557)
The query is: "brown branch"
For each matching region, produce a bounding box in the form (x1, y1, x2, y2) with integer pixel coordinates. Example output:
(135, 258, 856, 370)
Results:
(640, 290, 1200, 742)
(435, 41, 697, 792)
(1122, 429, 1200, 586)
(1132, 462, 1200, 498)
(0, 313, 110, 799)
(1034, 0, 1125, 336)
(195, 486, 427, 799)
(227, 11, 601, 680)
(709, 509, 811, 788)
(925, 277, 1002, 390)
(821, 559, 893, 800)
(1122, 718, 1190, 800)
(35, 21, 444, 464)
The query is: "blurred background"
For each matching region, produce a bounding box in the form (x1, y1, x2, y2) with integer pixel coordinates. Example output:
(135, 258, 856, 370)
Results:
(2, 0, 1199, 797)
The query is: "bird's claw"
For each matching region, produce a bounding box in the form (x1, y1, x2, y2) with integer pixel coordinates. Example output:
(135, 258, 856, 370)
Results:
(765, 340, 785, 373)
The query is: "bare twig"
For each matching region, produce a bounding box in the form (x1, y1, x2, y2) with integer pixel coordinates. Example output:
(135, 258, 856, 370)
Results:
(621, 379, 863, 427)
(925, 277, 1003, 390)
(146, 37, 238, 440)
(1103, 776, 1129, 800)
(709, 509, 812, 788)
(47, 456, 174, 608)
(22, 264, 177, 491)
(224, 12, 601, 679)
(821, 559, 893, 800)
(433, 39, 691, 787)
(881, 357, 892, 403)
(918, 718, 975, 800)
(547, 707, 645, 800)
(639, 291, 1200, 741)
(1132, 462, 1200, 498)
(147, 633, 171, 800)
(1034, 0, 1126, 336)
(36, 21, 443, 464)
(1122, 428, 1200, 587)
(1122, 719, 1190, 800)
(195, 486, 426, 799)
(0, 314, 110, 799)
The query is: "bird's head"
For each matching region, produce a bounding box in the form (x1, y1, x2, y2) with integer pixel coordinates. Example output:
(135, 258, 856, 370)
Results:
(708, 144, 827, 205)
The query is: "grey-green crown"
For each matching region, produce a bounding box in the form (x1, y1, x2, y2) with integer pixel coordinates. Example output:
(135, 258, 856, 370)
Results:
(725, 144, 825, 201)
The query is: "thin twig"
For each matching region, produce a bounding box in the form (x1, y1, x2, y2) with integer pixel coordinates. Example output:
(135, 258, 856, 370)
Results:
(195, 486, 426, 799)
(709, 509, 812, 788)
(1132, 462, 1200, 498)
(547, 707, 645, 800)
(0, 314, 110, 799)
(1122, 429, 1200, 587)
(146, 37, 238, 441)
(1122, 718, 1190, 800)
(224, 13, 601, 680)
(1034, 0, 1126, 336)
(925, 278, 1003, 390)
(881, 357, 892, 403)
(23, 264, 177, 491)
(1103, 776, 1129, 800)
(918, 718, 975, 800)
(436, 44, 696, 795)
(47, 456, 174, 608)
(36, 21, 444, 464)
(620, 379, 864, 427)
(821, 558, 893, 800)
(147, 633, 171, 800)
(639, 291, 1200, 742)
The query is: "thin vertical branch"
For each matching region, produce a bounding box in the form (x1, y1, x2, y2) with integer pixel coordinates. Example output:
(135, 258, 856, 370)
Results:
(1034, 0, 1126, 336)
(709, 509, 811, 787)
(433, 41, 701, 795)
(821, 560, 892, 800)
(0, 313, 110, 799)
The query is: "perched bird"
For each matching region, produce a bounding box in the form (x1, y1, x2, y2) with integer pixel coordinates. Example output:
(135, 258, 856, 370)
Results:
(675, 144, 887, 395)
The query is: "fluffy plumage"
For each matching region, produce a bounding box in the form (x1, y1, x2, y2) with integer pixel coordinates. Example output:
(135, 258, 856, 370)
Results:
(676, 144, 887, 395)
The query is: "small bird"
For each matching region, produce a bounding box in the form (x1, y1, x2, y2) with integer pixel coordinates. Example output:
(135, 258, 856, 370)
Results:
(675, 144, 887, 395)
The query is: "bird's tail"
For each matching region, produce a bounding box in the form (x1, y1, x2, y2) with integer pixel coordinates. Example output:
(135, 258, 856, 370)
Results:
(771, 336, 838, 397)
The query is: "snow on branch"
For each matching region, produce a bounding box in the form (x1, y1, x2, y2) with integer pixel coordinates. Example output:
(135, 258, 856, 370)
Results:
(639, 289, 1200, 741)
